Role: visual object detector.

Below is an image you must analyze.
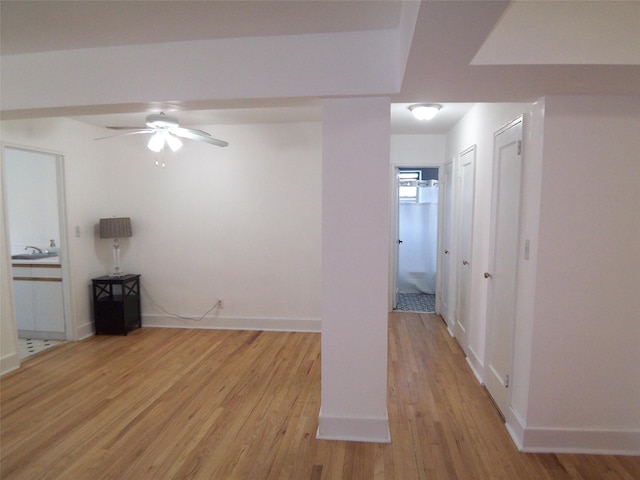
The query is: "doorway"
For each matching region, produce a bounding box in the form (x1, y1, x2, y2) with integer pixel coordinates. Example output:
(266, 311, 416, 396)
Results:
(394, 167, 439, 313)
(2, 146, 71, 350)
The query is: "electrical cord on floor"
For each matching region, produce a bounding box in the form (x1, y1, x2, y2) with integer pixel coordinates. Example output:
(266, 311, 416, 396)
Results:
(141, 284, 221, 321)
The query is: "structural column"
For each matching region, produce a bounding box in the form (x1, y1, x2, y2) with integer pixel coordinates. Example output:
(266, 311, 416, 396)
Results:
(318, 96, 391, 442)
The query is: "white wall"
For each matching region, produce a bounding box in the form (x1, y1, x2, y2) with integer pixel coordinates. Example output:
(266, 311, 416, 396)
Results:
(319, 97, 391, 442)
(0, 169, 19, 373)
(444, 98, 640, 454)
(520, 95, 640, 453)
(103, 121, 322, 330)
(1, 117, 109, 371)
(444, 103, 530, 372)
(391, 134, 445, 168)
(1, 117, 322, 370)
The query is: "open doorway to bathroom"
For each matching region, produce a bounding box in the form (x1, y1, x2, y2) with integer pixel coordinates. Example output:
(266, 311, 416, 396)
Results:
(394, 167, 439, 313)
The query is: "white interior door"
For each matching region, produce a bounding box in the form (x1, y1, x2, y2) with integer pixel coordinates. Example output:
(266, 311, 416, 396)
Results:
(484, 117, 524, 417)
(440, 160, 455, 332)
(454, 147, 476, 349)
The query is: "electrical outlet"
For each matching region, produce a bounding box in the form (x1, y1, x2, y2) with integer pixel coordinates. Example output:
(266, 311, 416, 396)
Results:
(217, 299, 224, 309)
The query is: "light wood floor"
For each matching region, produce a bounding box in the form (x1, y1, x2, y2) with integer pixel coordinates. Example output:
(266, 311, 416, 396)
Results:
(1, 312, 638, 479)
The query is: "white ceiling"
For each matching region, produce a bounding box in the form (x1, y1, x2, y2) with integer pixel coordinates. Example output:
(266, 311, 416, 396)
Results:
(394, 0, 640, 103)
(1, 0, 638, 135)
(0, 1, 402, 55)
(471, 2, 640, 66)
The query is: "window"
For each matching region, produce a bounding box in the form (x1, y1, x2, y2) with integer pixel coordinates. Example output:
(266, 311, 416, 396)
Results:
(398, 170, 421, 203)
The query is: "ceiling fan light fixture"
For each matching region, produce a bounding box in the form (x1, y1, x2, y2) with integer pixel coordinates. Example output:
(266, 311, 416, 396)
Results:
(97, 111, 228, 152)
(147, 131, 165, 152)
(166, 133, 183, 152)
(409, 104, 441, 121)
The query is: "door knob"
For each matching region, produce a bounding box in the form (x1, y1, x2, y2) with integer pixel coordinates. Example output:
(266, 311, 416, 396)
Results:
(484, 272, 492, 279)
(462, 260, 469, 266)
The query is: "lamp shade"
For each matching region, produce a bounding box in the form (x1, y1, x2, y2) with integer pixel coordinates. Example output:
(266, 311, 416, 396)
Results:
(99, 217, 133, 239)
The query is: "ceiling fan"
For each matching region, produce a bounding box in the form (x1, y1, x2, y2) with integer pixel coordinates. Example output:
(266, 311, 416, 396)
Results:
(95, 112, 228, 152)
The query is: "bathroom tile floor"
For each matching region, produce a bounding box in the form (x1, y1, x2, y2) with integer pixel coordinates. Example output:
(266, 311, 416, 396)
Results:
(394, 293, 436, 313)
(18, 338, 65, 359)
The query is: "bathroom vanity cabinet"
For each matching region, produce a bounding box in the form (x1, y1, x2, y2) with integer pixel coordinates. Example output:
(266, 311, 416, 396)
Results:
(92, 274, 141, 335)
(12, 264, 65, 340)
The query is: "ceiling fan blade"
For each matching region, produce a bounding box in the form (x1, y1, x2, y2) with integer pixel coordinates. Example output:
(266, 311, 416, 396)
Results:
(95, 129, 154, 140)
(106, 126, 143, 130)
(176, 126, 213, 137)
(172, 127, 229, 147)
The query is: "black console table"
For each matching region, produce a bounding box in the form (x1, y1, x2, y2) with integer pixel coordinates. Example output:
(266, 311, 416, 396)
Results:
(92, 274, 141, 335)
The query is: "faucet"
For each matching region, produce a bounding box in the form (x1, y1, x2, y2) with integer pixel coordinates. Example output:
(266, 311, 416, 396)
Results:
(25, 246, 43, 254)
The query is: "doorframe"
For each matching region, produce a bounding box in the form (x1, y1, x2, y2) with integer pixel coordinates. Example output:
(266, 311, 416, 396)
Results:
(1, 144, 74, 342)
(388, 164, 441, 312)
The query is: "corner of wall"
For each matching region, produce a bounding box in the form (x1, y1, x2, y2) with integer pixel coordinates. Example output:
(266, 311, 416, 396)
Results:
(0, 150, 20, 375)
(465, 349, 484, 384)
(76, 320, 95, 340)
(508, 99, 546, 432)
(1, 352, 20, 376)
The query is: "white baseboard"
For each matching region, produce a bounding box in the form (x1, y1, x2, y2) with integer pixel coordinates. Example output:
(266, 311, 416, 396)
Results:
(142, 314, 321, 333)
(465, 350, 484, 385)
(519, 427, 640, 455)
(506, 407, 526, 450)
(316, 409, 391, 443)
(506, 410, 639, 455)
(76, 321, 95, 340)
(1, 351, 20, 376)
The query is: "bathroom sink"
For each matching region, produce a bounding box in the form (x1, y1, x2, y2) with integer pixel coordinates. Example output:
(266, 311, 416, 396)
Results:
(11, 253, 58, 260)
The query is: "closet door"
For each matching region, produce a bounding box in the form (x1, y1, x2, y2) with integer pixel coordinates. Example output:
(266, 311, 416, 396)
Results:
(454, 146, 476, 351)
(484, 117, 524, 416)
(439, 160, 455, 332)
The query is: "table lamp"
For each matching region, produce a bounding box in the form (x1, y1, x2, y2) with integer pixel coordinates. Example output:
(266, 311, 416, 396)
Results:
(99, 217, 133, 277)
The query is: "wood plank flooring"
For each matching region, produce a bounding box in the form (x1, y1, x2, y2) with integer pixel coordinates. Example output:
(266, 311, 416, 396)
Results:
(1, 312, 638, 479)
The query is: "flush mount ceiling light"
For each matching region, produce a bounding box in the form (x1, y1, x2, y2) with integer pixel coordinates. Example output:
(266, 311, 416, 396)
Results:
(408, 104, 442, 121)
